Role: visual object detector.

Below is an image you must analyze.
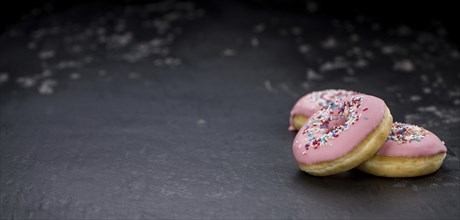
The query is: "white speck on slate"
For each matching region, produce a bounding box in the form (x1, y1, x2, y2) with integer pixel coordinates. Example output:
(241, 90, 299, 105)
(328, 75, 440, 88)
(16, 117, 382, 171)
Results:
(253, 24, 265, 33)
(278, 28, 288, 36)
(38, 50, 55, 60)
(56, 60, 81, 69)
(306, 1, 318, 13)
(393, 59, 414, 72)
(417, 106, 439, 114)
(83, 56, 93, 63)
(98, 70, 107, 76)
(0, 73, 9, 84)
(350, 34, 359, 42)
(154, 59, 164, 66)
(41, 69, 53, 77)
(423, 87, 432, 94)
(392, 182, 407, 188)
(354, 59, 367, 68)
(412, 106, 460, 126)
(451, 50, 460, 59)
(163, 57, 181, 66)
(344, 22, 355, 32)
(381, 46, 396, 55)
(299, 44, 310, 54)
(38, 79, 58, 95)
(432, 75, 444, 88)
(8, 29, 19, 38)
(410, 95, 422, 102)
(221, 48, 237, 57)
(16, 77, 36, 88)
(420, 74, 429, 82)
(372, 40, 382, 47)
(365, 50, 373, 58)
(264, 80, 275, 93)
(347, 68, 355, 75)
(107, 32, 133, 49)
(251, 37, 259, 47)
(70, 73, 80, 80)
(396, 25, 412, 36)
(320, 57, 349, 72)
(197, 119, 206, 125)
(128, 72, 140, 79)
(306, 69, 322, 80)
(450, 89, 460, 97)
(321, 37, 337, 49)
(280, 83, 298, 98)
(27, 42, 37, 50)
(443, 182, 459, 187)
(301, 81, 310, 90)
(291, 26, 302, 35)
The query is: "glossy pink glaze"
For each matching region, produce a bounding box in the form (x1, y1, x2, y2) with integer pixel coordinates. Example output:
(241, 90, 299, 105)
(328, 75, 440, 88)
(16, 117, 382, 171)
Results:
(377, 125, 447, 157)
(288, 89, 359, 131)
(292, 95, 386, 165)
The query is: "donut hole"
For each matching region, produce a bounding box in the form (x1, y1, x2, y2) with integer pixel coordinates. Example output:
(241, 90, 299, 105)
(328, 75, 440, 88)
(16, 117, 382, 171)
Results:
(322, 115, 347, 135)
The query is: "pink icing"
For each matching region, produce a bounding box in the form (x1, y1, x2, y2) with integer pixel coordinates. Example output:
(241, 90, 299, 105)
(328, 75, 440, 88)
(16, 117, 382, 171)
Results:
(377, 122, 447, 157)
(289, 89, 359, 131)
(292, 95, 386, 165)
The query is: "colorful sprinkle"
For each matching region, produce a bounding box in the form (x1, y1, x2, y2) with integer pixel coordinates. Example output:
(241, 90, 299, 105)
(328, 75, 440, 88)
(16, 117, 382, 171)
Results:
(387, 122, 429, 144)
(300, 96, 365, 150)
(308, 89, 359, 109)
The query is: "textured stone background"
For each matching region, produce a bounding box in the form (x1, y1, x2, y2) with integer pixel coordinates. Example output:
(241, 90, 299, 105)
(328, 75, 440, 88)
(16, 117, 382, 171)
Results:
(1, 0, 459, 219)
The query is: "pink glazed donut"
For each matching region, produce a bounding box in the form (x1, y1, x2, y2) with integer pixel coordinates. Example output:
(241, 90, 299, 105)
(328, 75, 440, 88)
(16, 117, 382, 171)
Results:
(289, 89, 359, 131)
(293, 95, 393, 176)
(358, 122, 447, 177)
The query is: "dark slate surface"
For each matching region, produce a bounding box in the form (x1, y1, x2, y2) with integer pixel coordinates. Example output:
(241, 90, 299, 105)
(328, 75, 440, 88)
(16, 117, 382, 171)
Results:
(1, 1, 459, 219)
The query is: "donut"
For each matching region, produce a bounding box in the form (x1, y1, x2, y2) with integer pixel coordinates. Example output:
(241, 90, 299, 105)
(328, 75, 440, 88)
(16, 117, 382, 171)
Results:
(292, 95, 393, 176)
(289, 89, 359, 131)
(357, 122, 447, 177)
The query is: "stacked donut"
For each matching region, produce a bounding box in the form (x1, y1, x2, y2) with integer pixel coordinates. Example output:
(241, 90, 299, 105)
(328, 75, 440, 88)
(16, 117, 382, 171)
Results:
(290, 89, 447, 177)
